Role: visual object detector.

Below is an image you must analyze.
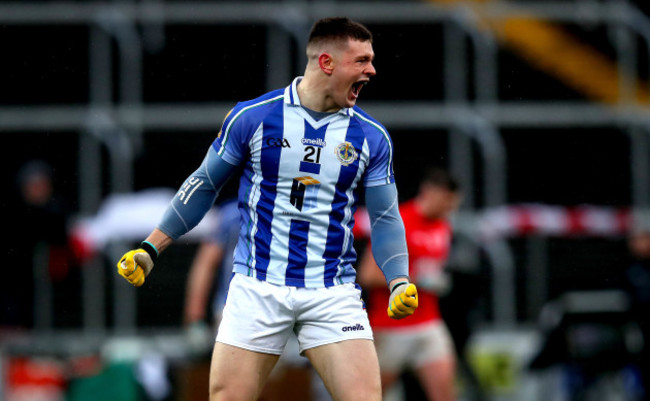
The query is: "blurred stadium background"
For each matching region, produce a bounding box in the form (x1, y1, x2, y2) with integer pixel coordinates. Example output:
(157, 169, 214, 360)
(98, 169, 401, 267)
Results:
(2, 0, 650, 400)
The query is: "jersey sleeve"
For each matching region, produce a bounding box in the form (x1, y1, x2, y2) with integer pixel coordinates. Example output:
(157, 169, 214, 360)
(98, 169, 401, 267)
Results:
(361, 117, 395, 187)
(212, 105, 255, 166)
(365, 183, 409, 284)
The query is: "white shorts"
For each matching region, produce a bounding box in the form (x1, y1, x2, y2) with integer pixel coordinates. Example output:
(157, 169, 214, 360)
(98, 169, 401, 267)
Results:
(216, 273, 373, 355)
(373, 321, 455, 373)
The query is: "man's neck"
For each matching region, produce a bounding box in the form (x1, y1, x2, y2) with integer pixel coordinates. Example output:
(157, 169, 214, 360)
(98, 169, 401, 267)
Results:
(302, 105, 336, 121)
(296, 75, 339, 113)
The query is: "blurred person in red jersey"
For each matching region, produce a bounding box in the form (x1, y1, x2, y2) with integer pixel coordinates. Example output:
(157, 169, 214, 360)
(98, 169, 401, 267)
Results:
(357, 167, 462, 401)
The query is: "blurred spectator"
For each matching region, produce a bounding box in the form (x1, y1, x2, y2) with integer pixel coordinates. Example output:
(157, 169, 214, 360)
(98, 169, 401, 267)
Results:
(356, 167, 462, 401)
(527, 230, 648, 400)
(183, 199, 239, 350)
(622, 228, 650, 400)
(2, 160, 74, 328)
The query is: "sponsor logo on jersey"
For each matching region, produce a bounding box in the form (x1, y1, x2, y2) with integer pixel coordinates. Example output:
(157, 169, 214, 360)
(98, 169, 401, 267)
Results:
(301, 137, 326, 147)
(265, 137, 291, 148)
(341, 323, 365, 332)
(335, 141, 358, 166)
(290, 176, 321, 211)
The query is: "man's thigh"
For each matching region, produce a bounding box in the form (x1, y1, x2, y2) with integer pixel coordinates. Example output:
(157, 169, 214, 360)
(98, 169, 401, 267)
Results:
(209, 342, 280, 401)
(304, 339, 381, 401)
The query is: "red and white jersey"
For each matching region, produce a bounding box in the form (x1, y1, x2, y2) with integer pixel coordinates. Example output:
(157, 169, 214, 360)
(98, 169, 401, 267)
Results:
(359, 200, 452, 329)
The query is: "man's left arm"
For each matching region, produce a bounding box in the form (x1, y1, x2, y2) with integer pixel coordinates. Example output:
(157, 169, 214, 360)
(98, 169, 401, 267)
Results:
(364, 183, 418, 319)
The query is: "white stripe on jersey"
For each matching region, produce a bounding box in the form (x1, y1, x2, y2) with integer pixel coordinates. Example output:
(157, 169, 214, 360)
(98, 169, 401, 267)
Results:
(245, 123, 265, 276)
(265, 103, 302, 281)
(334, 146, 368, 284)
(304, 113, 353, 286)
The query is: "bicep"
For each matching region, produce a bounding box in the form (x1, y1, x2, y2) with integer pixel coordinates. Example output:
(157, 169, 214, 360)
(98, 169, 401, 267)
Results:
(364, 183, 400, 225)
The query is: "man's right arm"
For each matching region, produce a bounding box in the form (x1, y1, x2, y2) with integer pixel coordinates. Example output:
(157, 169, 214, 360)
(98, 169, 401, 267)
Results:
(117, 148, 237, 287)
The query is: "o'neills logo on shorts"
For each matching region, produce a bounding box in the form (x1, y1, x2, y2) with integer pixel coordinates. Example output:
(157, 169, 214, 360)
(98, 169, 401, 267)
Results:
(342, 323, 365, 332)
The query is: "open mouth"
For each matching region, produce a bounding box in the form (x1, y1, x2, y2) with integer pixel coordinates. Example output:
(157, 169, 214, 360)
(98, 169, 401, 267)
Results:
(351, 80, 368, 98)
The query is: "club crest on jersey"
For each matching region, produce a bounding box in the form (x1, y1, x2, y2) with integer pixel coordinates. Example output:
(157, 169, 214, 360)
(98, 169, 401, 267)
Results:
(335, 142, 358, 166)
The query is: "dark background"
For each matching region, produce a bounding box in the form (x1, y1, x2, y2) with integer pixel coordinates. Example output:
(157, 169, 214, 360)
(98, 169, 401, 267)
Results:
(0, 0, 646, 328)
(0, 23, 634, 206)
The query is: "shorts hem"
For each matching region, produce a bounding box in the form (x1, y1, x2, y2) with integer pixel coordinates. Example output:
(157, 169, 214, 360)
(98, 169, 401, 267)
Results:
(299, 334, 374, 355)
(216, 339, 284, 356)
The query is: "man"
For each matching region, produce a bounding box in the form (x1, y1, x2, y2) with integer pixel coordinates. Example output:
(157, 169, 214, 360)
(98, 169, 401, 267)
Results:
(116, 17, 418, 401)
(357, 168, 462, 401)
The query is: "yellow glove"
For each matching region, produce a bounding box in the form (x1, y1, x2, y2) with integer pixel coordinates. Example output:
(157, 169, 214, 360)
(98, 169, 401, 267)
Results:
(387, 281, 418, 319)
(116, 241, 157, 287)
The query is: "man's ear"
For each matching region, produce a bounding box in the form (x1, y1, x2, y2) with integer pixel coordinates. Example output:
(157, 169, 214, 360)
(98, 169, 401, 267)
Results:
(318, 53, 334, 75)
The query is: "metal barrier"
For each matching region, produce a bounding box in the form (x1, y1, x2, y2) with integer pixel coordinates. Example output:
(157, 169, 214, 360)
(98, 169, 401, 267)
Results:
(1, 0, 650, 332)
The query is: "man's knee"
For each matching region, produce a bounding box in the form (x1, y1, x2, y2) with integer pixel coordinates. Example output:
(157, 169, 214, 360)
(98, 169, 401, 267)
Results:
(307, 339, 382, 401)
(209, 358, 250, 401)
(361, 380, 383, 401)
(334, 380, 382, 401)
(208, 379, 228, 401)
(209, 381, 251, 401)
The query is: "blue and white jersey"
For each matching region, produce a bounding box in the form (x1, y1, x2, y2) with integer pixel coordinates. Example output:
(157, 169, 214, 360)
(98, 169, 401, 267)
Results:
(213, 77, 395, 288)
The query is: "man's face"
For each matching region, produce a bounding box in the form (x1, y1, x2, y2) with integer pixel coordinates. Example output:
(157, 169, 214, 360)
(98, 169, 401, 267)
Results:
(22, 174, 52, 206)
(329, 39, 376, 109)
(630, 232, 650, 259)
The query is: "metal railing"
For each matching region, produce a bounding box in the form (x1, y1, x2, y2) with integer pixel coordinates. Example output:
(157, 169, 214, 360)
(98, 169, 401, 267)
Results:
(2, 0, 650, 330)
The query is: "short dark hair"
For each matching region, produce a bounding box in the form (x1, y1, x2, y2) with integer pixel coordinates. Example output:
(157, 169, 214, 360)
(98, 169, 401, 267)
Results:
(421, 168, 460, 192)
(308, 17, 373, 46)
